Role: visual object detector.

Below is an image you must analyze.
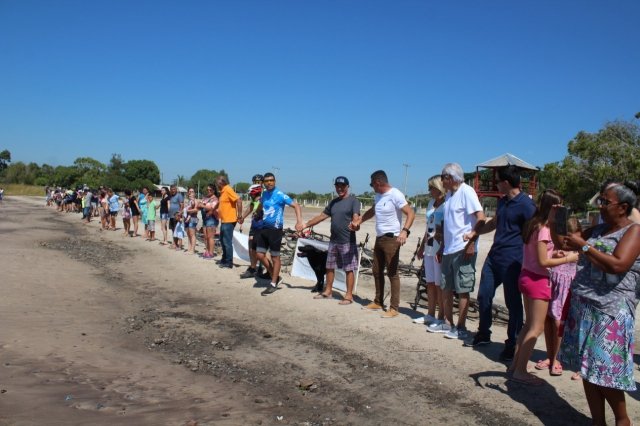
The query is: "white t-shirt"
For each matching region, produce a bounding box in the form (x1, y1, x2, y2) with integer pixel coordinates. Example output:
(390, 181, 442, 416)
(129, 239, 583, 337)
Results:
(442, 183, 482, 255)
(374, 187, 407, 237)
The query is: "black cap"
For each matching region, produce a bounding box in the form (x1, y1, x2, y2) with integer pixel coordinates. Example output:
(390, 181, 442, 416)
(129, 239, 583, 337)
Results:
(334, 176, 349, 185)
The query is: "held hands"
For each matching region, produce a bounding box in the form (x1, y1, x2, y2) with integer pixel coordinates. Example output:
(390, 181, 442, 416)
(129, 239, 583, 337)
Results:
(463, 231, 477, 242)
(463, 241, 476, 260)
(348, 220, 361, 231)
(295, 222, 304, 233)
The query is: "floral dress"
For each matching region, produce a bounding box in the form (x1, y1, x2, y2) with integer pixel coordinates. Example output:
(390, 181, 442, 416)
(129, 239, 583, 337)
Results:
(560, 223, 639, 390)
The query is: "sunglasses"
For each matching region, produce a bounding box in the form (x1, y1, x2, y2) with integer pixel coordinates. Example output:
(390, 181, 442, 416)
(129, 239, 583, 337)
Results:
(596, 197, 621, 207)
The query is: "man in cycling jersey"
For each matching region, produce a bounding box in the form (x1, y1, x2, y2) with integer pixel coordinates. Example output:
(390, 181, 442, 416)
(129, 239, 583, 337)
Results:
(256, 172, 304, 295)
(303, 176, 360, 305)
(239, 174, 270, 278)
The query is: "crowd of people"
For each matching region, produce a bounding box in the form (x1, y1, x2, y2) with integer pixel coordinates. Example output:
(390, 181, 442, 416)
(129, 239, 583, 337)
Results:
(44, 164, 640, 424)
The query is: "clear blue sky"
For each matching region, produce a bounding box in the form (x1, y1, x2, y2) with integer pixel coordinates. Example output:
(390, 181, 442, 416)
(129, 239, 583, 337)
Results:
(1, 0, 639, 195)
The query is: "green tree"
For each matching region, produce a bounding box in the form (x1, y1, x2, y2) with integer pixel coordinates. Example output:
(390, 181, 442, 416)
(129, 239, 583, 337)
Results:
(0, 149, 10, 171)
(540, 120, 640, 210)
(235, 182, 250, 193)
(123, 159, 160, 189)
(73, 157, 106, 188)
(188, 169, 221, 188)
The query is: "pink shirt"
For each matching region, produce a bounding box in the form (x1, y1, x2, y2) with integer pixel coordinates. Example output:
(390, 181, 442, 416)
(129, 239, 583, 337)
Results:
(522, 225, 554, 277)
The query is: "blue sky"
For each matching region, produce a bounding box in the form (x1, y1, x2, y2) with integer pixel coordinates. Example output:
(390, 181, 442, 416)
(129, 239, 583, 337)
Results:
(1, 0, 639, 195)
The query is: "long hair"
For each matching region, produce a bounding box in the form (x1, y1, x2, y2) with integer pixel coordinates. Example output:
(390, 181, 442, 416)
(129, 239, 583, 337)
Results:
(522, 189, 562, 243)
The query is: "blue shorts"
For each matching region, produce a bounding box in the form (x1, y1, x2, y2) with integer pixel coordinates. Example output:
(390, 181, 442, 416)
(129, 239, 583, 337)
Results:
(186, 219, 198, 229)
(203, 216, 219, 228)
(160, 213, 170, 220)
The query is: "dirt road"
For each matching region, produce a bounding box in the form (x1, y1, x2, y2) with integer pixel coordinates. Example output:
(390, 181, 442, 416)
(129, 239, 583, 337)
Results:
(1, 196, 637, 425)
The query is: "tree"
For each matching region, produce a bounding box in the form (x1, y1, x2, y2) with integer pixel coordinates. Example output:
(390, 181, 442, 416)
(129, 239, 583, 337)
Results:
(73, 157, 106, 188)
(0, 150, 10, 171)
(540, 120, 640, 210)
(235, 182, 250, 193)
(123, 159, 160, 190)
(188, 169, 221, 189)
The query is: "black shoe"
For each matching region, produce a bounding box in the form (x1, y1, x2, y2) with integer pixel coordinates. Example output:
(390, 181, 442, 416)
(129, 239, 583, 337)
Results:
(240, 268, 256, 279)
(257, 271, 272, 280)
(464, 332, 491, 347)
(261, 285, 278, 296)
(499, 345, 515, 361)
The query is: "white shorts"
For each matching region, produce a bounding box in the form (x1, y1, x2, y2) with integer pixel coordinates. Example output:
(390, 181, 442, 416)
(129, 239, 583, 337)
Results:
(423, 255, 441, 285)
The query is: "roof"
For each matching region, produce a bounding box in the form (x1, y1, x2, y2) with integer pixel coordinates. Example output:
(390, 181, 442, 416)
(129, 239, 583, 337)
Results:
(153, 184, 187, 193)
(476, 153, 538, 171)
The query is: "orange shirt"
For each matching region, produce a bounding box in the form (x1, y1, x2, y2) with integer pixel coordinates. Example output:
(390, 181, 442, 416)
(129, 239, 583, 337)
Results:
(218, 185, 239, 223)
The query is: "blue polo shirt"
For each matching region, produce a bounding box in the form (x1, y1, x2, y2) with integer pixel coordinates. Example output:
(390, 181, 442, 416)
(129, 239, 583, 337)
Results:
(488, 191, 536, 265)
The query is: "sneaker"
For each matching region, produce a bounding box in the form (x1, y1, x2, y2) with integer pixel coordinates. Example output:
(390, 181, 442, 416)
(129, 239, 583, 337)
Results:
(413, 314, 438, 324)
(261, 285, 278, 296)
(444, 327, 469, 340)
(464, 332, 491, 347)
(363, 302, 384, 311)
(426, 321, 451, 333)
(257, 271, 272, 280)
(381, 308, 399, 318)
(239, 268, 256, 279)
(499, 345, 515, 361)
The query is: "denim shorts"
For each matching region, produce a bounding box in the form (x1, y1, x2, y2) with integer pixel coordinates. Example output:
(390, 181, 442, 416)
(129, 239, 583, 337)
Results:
(160, 213, 170, 221)
(203, 216, 219, 228)
(186, 219, 199, 229)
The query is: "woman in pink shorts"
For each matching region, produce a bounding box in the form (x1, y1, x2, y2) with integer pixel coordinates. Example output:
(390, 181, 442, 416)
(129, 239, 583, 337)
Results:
(508, 189, 578, 386)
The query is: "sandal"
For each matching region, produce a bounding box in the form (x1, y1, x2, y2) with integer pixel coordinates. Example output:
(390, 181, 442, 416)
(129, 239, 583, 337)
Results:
(509, 373, 546, 386)
(550, 363, 563, 376)
(534, 359, 551, 370)
(338, 299, 353, 305)
(313, 293, 331, 300)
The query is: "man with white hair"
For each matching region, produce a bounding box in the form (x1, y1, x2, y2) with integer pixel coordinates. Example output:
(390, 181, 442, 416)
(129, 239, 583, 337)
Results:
(427, 163, 486, 339)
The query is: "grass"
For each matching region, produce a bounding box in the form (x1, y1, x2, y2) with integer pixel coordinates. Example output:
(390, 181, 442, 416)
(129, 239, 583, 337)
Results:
(1, 184, 46, 196)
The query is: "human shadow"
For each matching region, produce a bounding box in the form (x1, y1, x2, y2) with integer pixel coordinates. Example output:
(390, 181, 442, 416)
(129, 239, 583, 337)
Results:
(469, 371, 591, 425)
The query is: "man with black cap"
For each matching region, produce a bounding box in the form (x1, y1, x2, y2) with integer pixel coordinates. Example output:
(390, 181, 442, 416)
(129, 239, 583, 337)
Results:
(302, 176, 361, 304)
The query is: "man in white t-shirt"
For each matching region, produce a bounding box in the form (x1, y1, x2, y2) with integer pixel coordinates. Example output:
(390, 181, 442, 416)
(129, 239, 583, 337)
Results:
(356, 170, 415, 318)
(427, 163, 486, 339)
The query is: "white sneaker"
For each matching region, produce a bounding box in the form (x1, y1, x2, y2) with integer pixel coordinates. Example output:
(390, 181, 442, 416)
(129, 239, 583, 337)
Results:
(414, 314, 438, 324)
(426, 321, 450, 333)
(444, 327, 469, 340)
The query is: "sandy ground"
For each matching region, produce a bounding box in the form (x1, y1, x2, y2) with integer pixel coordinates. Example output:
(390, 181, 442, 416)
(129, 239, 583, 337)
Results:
(0, 196, 638, 426)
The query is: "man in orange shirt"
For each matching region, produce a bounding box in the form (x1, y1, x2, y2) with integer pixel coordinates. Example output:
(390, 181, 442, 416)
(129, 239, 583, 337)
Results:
(216, 176, 243, 269)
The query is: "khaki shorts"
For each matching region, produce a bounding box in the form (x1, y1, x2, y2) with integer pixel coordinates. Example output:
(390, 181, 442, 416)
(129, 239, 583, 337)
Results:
(441, 249, 477, 294)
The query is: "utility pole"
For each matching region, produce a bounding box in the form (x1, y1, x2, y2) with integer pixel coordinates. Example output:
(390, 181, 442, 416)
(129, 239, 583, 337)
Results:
(402, 163, 410, 196)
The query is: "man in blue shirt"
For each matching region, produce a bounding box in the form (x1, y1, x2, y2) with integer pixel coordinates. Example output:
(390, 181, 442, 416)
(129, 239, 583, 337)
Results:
(464, 165, 536, 361)
(255, 173, 304, 295)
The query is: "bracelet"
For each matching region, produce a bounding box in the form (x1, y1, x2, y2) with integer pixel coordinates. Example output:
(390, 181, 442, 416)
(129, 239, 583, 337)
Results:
(402, 227, 411, 236)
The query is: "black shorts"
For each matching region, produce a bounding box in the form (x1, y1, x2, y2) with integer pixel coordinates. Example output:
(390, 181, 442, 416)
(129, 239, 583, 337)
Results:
(169, 217, 177, 231)
(109, 211, 118, 217)
(249, 227, 261, 250)
(256, 228, 283, 256)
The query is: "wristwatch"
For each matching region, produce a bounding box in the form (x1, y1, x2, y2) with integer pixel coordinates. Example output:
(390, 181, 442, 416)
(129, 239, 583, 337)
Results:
(402, 227, 411, 236)
(581, 244, 590, 253)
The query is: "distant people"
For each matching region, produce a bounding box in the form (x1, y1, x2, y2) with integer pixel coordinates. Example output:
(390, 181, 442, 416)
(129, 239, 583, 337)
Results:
(172, 212, 185, 250)
(146, 192, 158, 242)
(168, 185, 184, 249)
(0, 187, 3, 202)
(415, 175, 446, 325)
(129, 189, 141, 237)
(107, 188, 120, 230)
(99, 191, 109, 229)
(255, 173, 304, 295)
(304, 176, 361, 305)
(240, 176, 268, 278)
(200, 183, 220, 260)
(138, 187, 150, 238)
(122, 195, 132, 236)
(560, 183, 639, 424)
(428, 163, 485, 338)
(466, 165, 536, 363)
(82, 188, 93, 223)
(215, 176, 242, 268)
(184, 187, 199, 254)
(357, 170, 415, 318)
(159, 186, 170, 245)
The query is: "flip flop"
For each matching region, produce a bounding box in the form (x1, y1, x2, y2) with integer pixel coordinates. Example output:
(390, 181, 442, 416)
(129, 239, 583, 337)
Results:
(534, 359, 551, 370)
(550, 363, 563, 376)
(509, 374, 546, 386)
(313, 294, 330, 300)
(338, 299, 353, 305)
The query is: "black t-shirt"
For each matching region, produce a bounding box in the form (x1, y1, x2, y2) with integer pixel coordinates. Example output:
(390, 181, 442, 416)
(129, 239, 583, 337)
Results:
(160, 195, 169, 214)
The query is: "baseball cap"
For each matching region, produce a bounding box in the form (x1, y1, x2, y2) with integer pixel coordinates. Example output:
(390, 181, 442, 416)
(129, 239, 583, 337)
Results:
(334, 176, 349, 185)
